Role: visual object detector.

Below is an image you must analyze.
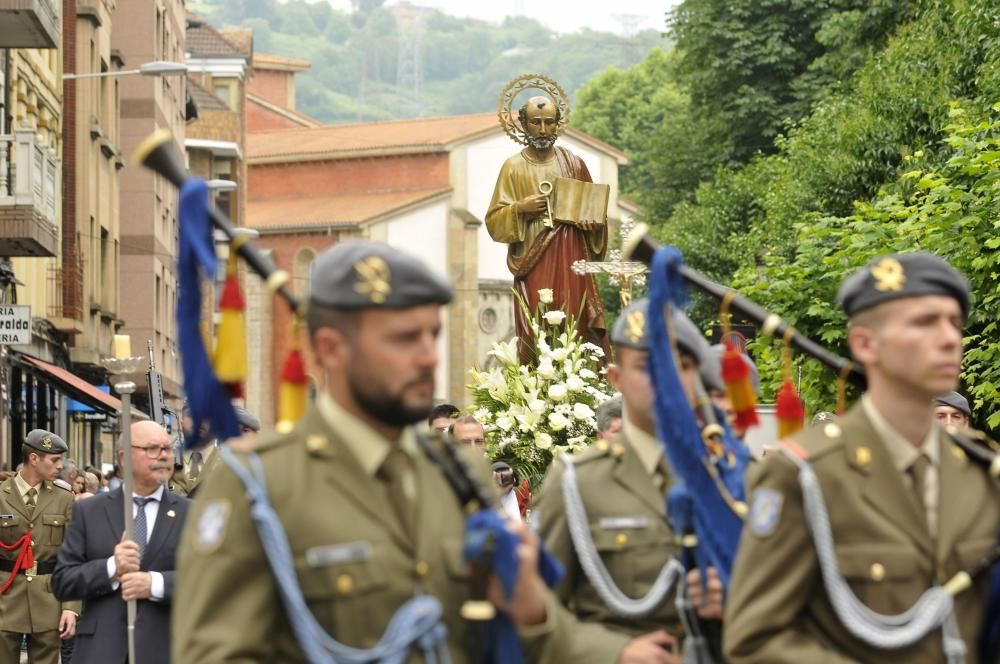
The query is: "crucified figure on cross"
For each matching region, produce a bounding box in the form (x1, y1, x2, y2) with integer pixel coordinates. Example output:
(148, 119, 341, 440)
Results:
(571, 217, 649, 308)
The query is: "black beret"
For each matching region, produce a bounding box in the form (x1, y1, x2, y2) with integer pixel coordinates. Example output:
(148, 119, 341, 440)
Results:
(309, 241, 453, 310)
(837, 253, 970, 319)
(610, 299, 723, 391)
(935, 391, 971, 417)
(234, 407, 261, 432)
(490, 461, 512, 473)
(24, 429, 67, 455)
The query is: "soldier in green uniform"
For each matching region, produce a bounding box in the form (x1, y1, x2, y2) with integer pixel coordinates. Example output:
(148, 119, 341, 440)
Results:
(174, 241, 575, 662)
(170, 407, 259, 499)
(0, 429, 80, 664)
(724, 253, 1000, 662)
(533, 298, 722, 664)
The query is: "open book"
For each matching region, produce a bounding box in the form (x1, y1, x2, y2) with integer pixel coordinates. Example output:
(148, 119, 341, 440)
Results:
(552, 177, 611, 226)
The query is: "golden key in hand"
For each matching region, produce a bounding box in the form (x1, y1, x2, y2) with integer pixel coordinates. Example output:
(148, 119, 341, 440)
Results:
(538, 180, 554, 229)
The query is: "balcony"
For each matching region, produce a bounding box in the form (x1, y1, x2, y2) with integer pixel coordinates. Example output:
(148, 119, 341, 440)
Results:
(0, 129, 59, 257)
(0, 0, 59, 48)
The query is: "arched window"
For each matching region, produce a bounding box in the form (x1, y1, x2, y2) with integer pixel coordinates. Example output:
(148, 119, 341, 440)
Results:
(293, 247, 316, 298)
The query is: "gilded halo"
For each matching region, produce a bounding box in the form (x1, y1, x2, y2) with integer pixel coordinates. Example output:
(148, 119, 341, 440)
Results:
(497, 73, 571, 146)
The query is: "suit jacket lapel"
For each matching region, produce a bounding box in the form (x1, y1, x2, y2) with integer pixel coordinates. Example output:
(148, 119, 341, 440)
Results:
(847, 407, 934, 558)
(143, 490, 178, 565)
(103, 488, 125, 541)
(2, 478, 31, 522)
(936, 430, 979, 564)
(309, 408, 412, 551)
(612, 432, 667, 519)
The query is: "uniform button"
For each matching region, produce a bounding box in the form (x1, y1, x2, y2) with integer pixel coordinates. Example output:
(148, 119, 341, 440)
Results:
(615, 533, 628, 547)
(336, 574, 353, 595)
(415, 561, 430, 578)
(25, 576, 32, 582)
(27, 523, 33, 529)
(869, 563, 885, 582)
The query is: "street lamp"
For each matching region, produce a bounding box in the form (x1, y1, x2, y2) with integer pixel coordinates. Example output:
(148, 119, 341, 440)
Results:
(63, 60, 188, 80)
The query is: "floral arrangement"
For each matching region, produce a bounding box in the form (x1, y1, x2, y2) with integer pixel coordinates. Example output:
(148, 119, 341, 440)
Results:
(467, 288, 614, 486)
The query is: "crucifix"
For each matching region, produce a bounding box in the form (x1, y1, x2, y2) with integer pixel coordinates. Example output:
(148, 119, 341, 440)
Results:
(572, 218, 649, 307)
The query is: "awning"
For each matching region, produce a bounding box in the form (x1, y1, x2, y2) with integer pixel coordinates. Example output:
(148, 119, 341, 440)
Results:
(19, 356, 148, 419)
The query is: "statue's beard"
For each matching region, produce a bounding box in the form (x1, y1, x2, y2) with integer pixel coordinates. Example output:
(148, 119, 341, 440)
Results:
(527, 134, 556, 150)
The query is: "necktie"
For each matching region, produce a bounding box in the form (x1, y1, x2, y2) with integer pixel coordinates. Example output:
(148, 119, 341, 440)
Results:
(909, 453, 930, 523)
(379, 447, 414, 539)
(133, 496, 155, 557)
(189, 451, 204, 478)
(25, 487, 36, 512)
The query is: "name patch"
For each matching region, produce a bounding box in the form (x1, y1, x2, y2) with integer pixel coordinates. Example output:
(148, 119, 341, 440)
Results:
(598, 516, 649, 530)
(306, 542, 372, 568)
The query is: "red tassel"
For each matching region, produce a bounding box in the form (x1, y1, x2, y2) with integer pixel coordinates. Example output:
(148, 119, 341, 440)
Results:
(776, 379, 805, 438)
(721, 341, 759, 429)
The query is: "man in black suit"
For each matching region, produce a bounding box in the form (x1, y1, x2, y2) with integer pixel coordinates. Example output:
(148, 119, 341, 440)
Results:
(52, 421, 190, 664)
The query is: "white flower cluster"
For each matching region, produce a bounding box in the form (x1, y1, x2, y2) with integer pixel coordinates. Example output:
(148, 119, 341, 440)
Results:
(467, 289, 612, 486)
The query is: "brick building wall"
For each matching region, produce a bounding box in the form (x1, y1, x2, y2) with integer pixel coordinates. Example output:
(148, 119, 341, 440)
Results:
(248, 68, 291, 108)
(247, 100, 307, 132)
(248, 153, 450, 200)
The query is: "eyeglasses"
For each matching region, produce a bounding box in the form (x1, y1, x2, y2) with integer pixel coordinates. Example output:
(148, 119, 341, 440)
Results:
(132, 445, 173, 459)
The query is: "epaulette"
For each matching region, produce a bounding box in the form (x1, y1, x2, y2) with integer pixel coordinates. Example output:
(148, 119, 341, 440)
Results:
(779, 421, 845, 464)
(240, 426, 299, 454)
(942, 426, 1000, 479)
(948, 426, 1000, 454)
(567, 439, 622, 466)
(51, 480, 72, 493)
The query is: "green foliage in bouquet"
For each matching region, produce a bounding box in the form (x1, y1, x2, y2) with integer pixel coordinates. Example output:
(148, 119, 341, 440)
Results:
(467, 289, 614, 487)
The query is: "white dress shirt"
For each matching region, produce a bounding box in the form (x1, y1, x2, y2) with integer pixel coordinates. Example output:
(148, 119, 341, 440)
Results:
(106, 484, 166, 600)
(499, 488, 522, 522)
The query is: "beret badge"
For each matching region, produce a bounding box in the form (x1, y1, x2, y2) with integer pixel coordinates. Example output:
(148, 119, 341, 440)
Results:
(626, 310, 645, 344)
(41, 437, 52, 449)
(870, 257, 906, 293)
(353, 256, 392, 304)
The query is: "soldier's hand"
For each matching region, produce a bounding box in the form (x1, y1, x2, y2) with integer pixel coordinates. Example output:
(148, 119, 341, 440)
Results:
(58, 611, 76, 640)
(114, 535, 141, 577)
(515, 194, 548, 215)
(686, 566, 725, 620)
(487, 520, 548, 626)
(618, 630, 678, 664)
(120, 571, 153, 601)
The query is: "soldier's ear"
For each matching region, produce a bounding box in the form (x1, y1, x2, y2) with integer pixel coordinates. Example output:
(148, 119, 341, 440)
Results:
(607, 363, 621, 391)
(311, 326, 350, 372)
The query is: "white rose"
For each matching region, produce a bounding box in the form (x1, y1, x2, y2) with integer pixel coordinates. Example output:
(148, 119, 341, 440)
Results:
(534, 432, 553, 449)
(573, 402, 596, 421)
(538, 288, 554, 305)
(548, 412, 569, 432)
(565, 374, 586, 392)
(544, 310, 566, 326)
(547, 383, 568, 402)
(551, 347, 570, 362)
(536, 360, 556, 380)
(528, 398, 548, 415)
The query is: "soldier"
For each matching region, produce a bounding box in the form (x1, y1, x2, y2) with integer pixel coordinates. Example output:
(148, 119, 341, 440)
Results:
(934, 391, 971, 428)
(171, 406, 260, 499)
(0, 429, 80, 664)
(533, 298, 723, 664)
(174, 241, 573, 662)
(725, 253, 1000, 662)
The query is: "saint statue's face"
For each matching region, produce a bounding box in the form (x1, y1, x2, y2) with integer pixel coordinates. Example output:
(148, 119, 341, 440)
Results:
(520, 96, 559, 150)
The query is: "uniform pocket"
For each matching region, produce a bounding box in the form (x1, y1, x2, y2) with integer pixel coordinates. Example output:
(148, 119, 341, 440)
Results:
(295, 551, 390, 648)
(41, 514, 65, 546)
(0, 517, 23, 546)
(835, 543, 926, 613)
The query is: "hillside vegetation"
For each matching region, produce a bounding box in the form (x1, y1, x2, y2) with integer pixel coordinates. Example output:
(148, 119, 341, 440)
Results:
(190, 0, 669, 123)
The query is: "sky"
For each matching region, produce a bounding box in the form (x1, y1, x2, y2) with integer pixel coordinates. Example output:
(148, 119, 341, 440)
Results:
(323, 0, 676, 35)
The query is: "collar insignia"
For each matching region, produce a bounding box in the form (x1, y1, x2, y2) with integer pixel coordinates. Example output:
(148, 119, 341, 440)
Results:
(871, 258, 905, 292)
(354, 256, 391, 304)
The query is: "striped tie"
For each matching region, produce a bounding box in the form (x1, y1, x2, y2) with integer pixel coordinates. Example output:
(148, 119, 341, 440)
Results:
(133, 497, 154, 557)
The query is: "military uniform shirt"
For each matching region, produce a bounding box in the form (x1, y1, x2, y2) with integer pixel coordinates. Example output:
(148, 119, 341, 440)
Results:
(622, 419, 669, 490)
(862, 396, 940, 534)
(317, 391, 418, 501)
(13, 473, 39, 506)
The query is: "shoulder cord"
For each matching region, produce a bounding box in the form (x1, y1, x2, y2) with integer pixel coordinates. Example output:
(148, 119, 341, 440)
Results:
(781, 449, 965, 663)
(218, 445, 451, 664)
(560, 453, 685, 617)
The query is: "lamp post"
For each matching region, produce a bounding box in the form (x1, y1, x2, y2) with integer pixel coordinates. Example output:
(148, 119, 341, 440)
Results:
(63, 60, 188, 80)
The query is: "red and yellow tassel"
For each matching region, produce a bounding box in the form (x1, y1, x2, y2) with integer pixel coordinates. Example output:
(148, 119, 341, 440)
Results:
(775, 329, 804, 437)
(720, 293, 759, 429)
(277, 321, 308, 432)
(214, 245, 247, 399)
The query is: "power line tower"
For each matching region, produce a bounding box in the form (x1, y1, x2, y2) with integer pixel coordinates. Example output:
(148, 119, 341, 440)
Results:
(395, 4, 425, 116)
(611, 14, 645, 66)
